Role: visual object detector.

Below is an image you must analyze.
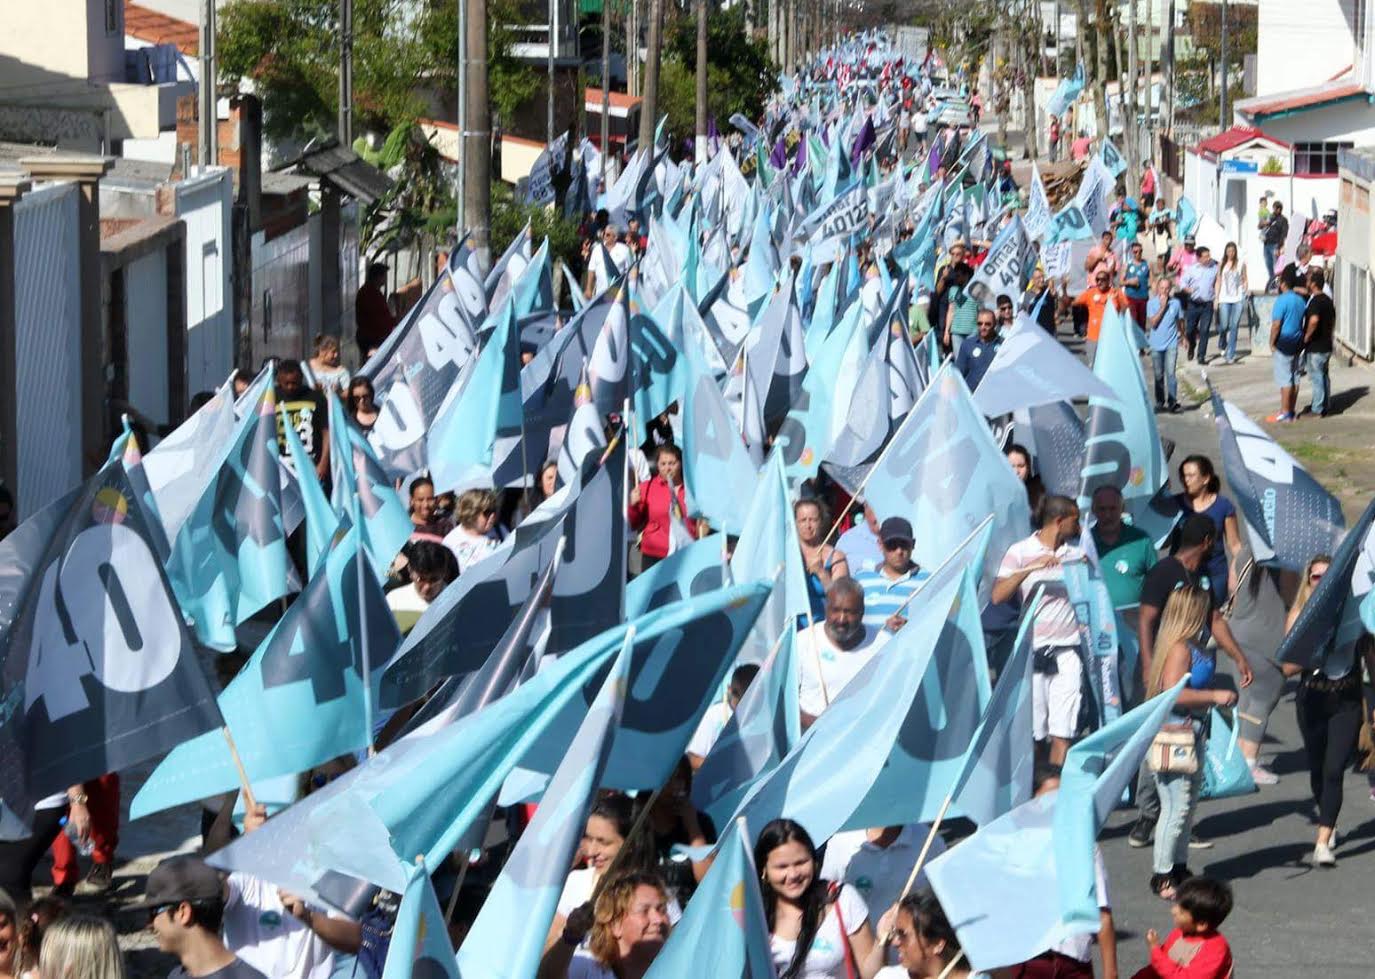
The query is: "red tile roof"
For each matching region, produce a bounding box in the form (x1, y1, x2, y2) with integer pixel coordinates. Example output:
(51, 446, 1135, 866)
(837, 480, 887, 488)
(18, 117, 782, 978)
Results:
(124, 1, 198, 56)
(1195, 125, 1289, 157)
(1237, 81, 1369, 119)
(585, 88, 642, 111)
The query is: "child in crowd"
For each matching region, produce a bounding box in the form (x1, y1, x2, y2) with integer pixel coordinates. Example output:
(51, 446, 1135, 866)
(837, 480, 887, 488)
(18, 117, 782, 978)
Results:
(1132, 877, 1233, 979)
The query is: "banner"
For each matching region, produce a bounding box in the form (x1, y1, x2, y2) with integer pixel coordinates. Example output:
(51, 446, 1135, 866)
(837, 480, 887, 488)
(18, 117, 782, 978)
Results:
(1024, 164, 1052, 242)
(967, 216, 1030, 307)
(522, 131, 568, 206)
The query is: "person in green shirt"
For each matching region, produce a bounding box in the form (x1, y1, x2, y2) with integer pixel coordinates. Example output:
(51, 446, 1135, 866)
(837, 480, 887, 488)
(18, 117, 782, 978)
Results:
(943, 262, 980, 356)
(1090, 485, 1157, 608)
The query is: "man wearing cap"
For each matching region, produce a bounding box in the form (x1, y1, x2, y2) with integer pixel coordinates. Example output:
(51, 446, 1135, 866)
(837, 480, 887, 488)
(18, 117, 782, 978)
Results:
(139, 855, 265, 979)
(854, 517, 931, 634)
(1165, 234, 1198, 279)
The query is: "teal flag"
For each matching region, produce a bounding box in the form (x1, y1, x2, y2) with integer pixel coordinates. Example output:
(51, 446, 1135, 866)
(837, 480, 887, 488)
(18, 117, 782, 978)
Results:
(381, 864, 460, 979)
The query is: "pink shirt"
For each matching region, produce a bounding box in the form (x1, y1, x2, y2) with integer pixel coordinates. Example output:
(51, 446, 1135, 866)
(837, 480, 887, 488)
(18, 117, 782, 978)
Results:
(997, 535, 1085, 647)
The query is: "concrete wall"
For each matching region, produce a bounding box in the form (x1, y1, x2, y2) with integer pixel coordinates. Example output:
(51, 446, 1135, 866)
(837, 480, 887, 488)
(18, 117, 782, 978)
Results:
(1255, 99, 1375, 145)
(172, 169, 234, 395)
(124, 248, 170, 424)
(1335, 167, 1375, 357)
(1256, 0, 1359, 98)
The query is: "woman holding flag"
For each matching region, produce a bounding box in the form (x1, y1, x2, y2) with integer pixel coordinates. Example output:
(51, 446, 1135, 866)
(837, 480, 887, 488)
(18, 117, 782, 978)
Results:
(756, 819, 880, 978)
(875, 892, 980, 979)
(795, 500, 850, 622)
(627, 444, 697, 570)
(539, 872, 673, 979)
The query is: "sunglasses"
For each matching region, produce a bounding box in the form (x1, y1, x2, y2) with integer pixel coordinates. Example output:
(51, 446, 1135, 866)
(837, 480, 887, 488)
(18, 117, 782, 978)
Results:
(149, 903, 178, 923)
(884, 540, 912, 550)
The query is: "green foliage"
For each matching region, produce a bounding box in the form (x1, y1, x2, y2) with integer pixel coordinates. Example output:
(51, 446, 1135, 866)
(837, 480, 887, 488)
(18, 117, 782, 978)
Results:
(654, 7, 775, 149)
(361, 125, 454, 257)
(490, 183, 583, 272)
(219, 0, 540, 142)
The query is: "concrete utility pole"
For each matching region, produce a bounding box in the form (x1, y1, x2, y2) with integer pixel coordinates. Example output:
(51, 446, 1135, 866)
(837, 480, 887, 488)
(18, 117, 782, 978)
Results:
(600, 0, 610, 162)
(547, 0, 557, 143)
(638, 0, 663, 151)
(198, 0, 217, 167)
(1127, 0, 1140, 188)
(464, 0, 492, 266)
(339, 0, 353, 144)
(1092, 0, 1109, 139)
(695, 0, 708, 164)
(1219, 0, 1229, 130)
(457, 0, 467, 233)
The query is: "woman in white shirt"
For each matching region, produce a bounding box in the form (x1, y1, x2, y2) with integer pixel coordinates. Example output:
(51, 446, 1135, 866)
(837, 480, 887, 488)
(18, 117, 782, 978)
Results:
(756, 819, 881, 979)
(1213, 241, 1249, 365)
(875, 892, 984, 979)
(440, 489, 502, 572)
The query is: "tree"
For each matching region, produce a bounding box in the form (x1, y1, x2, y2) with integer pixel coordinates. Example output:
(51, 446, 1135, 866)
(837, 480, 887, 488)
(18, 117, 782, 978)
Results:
(657, 7, 774, 150)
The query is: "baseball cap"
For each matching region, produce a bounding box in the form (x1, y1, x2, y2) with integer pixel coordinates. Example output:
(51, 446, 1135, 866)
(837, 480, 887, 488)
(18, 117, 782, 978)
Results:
(1177, 514, 1216, 550)
(879, 516, 915, 545)
(1184, 233, 1196, 244)
(131, 855, 224, 910)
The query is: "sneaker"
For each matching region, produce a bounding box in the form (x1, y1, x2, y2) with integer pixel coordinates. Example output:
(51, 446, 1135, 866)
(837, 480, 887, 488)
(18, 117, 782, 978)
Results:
(1313, 843, 1337, 867)
(1249, 764, 1279, 786)
(1187, 832, 1214, 850)
(1169, 401, 1182, 414)
(82, 862, 113, 893)
(1128, 819, 1156, 848)
(1265, 411, 1295, 423)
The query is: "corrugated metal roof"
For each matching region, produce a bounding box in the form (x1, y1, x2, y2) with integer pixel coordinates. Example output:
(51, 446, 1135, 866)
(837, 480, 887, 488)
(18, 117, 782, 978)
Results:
(277, 142, 393, 205)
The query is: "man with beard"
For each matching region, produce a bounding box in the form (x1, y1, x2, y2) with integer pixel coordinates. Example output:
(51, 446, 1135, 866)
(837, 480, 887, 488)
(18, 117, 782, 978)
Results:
(798, 578, 891, 729)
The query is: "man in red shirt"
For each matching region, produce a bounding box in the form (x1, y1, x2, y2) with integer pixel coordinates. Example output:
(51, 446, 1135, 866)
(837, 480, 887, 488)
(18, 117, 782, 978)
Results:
(355, 262, 397, 357)
(1072, 269, 1130, 364)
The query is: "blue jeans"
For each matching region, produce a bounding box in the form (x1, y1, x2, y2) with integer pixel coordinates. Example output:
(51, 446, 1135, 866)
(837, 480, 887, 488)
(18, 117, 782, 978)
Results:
(1184, 302, 1214, 361)
(1217, 300, 1244, 361)
(1264, 243, 1279, 285)
(1151, 346, 1178, 405)
(1153, 761, 1204, 874)
(1307, 350, 1331, 414)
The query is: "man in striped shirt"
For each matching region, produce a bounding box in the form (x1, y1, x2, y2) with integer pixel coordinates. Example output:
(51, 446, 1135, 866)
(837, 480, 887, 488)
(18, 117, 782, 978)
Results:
(854, 517, 930, 633)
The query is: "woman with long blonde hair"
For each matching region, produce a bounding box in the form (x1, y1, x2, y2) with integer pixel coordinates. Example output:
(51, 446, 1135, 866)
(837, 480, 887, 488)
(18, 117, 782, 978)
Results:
(38, 916, 125, 979)
(1281, 554, 1375, 868)
(1147, 585, 1238, 900)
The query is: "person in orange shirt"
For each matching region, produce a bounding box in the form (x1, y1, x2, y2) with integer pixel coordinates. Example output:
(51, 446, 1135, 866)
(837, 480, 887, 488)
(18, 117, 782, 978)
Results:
(1072, 269, 1130, 364)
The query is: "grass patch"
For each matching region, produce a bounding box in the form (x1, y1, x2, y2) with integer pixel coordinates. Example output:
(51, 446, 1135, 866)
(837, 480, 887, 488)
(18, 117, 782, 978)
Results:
(1284, 440, 1353, 468)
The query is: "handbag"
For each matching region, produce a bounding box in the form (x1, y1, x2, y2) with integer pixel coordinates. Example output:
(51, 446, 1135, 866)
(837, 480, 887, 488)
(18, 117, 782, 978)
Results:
(1201, 707, 1257, 800)
(1147, 721, 1199, 774)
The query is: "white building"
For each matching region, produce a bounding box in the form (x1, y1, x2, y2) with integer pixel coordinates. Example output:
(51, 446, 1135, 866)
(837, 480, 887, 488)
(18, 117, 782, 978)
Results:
(1334, 147, 1375, 359)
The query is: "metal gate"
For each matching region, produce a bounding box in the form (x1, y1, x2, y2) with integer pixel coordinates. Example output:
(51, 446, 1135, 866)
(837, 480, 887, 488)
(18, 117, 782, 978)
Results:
(249, 223, 312, 367)
(175, 169, 234, 394)
(14, 182, 81, 518)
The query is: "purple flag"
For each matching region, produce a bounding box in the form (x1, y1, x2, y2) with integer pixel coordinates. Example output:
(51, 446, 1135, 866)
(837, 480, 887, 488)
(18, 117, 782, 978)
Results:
(850, 116, 875, 167)
(791, 136, 809, 176)
(928, 139, 942, 175)
(769, 137, 788, 170)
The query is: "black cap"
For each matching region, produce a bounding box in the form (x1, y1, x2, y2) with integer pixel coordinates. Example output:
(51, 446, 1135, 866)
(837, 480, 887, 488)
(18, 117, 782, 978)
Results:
(1177, 514, 1217, 550)
(879, 516, 915, 545)
(131, 855, 224, 910)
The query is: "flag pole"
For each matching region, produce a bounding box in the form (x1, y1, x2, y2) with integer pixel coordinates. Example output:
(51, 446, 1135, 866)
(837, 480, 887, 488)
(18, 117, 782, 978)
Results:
(221, 727, 258, 811)
(349, 450, 376, 757)
(895, 792, 951, 907)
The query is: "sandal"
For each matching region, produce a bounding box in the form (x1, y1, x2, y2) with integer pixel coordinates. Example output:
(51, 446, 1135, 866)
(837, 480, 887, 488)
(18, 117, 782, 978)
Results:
(1150, 873, 1177, 900)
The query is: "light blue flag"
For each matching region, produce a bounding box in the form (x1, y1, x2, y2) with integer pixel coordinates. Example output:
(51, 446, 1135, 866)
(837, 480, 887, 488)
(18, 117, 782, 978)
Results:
(511, 238, 554, 318)
(947, 592, 1041, 826)
(455, 628, 633, 978)
(1099, 138, 1127, 178)
(803, 264, 841, 362)
(279, 404, 339, 578)
(645, 818, 775, 978)
(841, 561, 991, 829)
(693, 627, 800, 827)
(1046, 203, 1095, 244)
(106, 424, 170, 562)
(1077, 305, 1173, 544)
(206, 621, 623, 903)
(743, 201, 780, 310)
(166, 379, 292, 650)
(625, 534, 728, 617)
(327, 392, 413, 579)
(1175, 196, 1199, 238)
(864, 364, 1030, 606)
(629, 290, 689, 447)
(971, 314, 1116, 417)
(730, 454, 811, 658)
(510, 580, 772, 794)
(710, 570, 963, 847)
(383, 864, 460, 979)
(131, 526, 401, 819)
(927, 679, 1185, 971)
(1053, 678, 1187, 929)
(426, 297, 524, 493)
(681, 326, 758, 535)
(1062, 559, 1121, 725)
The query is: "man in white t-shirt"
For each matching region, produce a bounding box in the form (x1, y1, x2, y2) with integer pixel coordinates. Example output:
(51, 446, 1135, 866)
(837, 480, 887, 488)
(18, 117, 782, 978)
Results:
(798, 578, 891, 726)
(992, 495, 1087, 765)
(820, 824, 945, 924)
(836, 502, 884, 574)
(589, 225, 632, 296)
(686, 663, 761, 769)
(223, 804, 362, 979)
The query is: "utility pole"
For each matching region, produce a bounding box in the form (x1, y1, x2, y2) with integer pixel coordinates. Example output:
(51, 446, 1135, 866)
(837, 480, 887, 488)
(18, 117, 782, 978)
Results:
(198, 0, 217, 168)
(1144, 0, 1153, 153)
(464, 0, 491, 266)
(1127, 0, 1140, 190)
(1092, 0, 1109, 140)
(338, 0, 353, 145)
(695, 0, 708, 164)
(638, 0, 663, 151)
(1164, 0, 1175, 134)
(628, 0, 639, 97)
(457, 0, 467, 234)
(600, 0, 610, 162)
(547, 0, 557, 143)
(1219, 0, 1229, 130)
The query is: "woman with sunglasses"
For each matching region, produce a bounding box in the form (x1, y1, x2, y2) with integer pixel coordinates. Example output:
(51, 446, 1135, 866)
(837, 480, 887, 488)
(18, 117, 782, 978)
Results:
(441, 489, 503, 573)
(1281, 555, 1375, 868)
(874, 892, 979, 979)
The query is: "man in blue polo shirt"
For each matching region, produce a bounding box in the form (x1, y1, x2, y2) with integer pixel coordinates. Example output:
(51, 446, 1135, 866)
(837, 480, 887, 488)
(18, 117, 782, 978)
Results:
(954, 308, 1002, 391)
(854, 517, 930, 633)
(1268, 267, 1306, 422)
(1146, 276, 1184, 412)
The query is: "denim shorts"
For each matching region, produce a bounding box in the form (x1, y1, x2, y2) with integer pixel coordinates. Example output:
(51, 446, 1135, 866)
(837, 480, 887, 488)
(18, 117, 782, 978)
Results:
(1272, 350, 1301, 388)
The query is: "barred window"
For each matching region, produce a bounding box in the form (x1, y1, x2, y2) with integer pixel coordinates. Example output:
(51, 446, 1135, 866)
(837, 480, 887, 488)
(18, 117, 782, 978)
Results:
(1294, 141, 1353, 176)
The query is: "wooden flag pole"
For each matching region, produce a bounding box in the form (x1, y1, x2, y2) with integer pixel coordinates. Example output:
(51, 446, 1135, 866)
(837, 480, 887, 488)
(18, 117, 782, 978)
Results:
(221, 727, 258, 812)
(589, 781, 665, 906)
(935, 949, 967, 979)
(896, 792, 953, 905)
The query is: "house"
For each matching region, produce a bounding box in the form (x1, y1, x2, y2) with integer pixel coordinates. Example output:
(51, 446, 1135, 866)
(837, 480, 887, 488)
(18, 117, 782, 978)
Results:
(0, 0, 195, 153)
(585, 88, 642, 152)
(1180, 125, 1327, 278)
(1333, 146, 1375, 359)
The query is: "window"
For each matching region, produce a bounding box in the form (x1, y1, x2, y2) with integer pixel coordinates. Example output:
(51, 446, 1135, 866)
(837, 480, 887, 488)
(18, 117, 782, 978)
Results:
(1294, 141, 1354, 176)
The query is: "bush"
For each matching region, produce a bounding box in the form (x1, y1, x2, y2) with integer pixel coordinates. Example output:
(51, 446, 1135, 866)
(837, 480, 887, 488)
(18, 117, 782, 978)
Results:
(490, 183, 583, 274)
